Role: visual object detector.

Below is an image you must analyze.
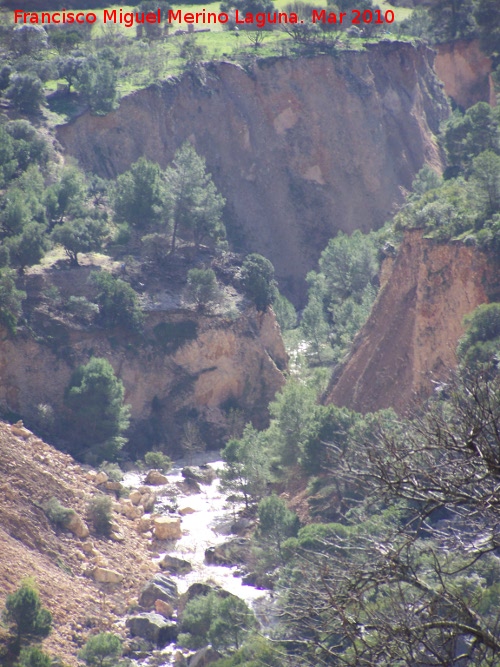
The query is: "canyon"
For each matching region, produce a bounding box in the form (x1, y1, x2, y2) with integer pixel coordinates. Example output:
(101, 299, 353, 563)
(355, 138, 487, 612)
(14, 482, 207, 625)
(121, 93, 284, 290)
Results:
(57, 41, 449, 304)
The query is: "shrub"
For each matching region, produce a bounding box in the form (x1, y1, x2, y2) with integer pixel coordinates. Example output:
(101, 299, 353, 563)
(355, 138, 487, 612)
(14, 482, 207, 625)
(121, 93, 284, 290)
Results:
(16, 646, 52, 667)
(78, 632, 122, 667)
(144, 450, 172, 472)
(241, 254, 278, 311)
(99, 462, 123, 482)
(87, 495, 113, 537)
(186, 268, 219, 307)
(6, 74, 45, 115)
(91, 271, 144, 332)
(178, 591, 255, 653)
(66, 296, 99, 322)
(44, 497, 74, 528)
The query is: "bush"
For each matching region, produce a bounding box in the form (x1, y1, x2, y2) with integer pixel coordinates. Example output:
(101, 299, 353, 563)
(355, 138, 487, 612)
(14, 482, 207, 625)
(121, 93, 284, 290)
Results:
(6, 74, 45, 115)
(178, 591, 255, 653)
(144, 450, 172, 472)
(66, 296, 99, 322)
(186, 268, 219, 307)
(241, 254, 278, 311)
(0, 268, 26, 335)
(15, 646, 52, 667)
(99, 462, 123, 482)
(78, 632, 122, 667)
(44, 497, 75, 528)
(91, 271, 144, 332)
(87, 495, 113, 536)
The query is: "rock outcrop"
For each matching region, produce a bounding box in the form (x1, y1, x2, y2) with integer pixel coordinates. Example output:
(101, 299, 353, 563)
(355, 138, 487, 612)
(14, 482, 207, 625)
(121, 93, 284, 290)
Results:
(57, 42, 448, 304)
(325, 231, 499, 414)
(153, 517, 182, 540)
(0, 264, 287, 452)
(434, 39, 496, 109)
(126, 612, 178, 646)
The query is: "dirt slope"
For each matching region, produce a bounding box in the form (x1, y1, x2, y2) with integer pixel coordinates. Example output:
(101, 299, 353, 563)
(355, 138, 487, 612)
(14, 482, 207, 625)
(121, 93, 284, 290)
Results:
(325, 231, 498, 414)
(0, 421, 156, 665)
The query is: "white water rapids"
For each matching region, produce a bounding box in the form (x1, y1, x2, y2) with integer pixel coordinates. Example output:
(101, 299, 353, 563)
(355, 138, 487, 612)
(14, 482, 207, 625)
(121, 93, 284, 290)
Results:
(122, 453, 273, 664)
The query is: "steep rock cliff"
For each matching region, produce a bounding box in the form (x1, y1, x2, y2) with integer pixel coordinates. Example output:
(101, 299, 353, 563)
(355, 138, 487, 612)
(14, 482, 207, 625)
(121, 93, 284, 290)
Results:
(324, 231, 498, 414)
(434, 39, 496, 109)
(57, 42, 448, 304)
(0, 264, 287, 453)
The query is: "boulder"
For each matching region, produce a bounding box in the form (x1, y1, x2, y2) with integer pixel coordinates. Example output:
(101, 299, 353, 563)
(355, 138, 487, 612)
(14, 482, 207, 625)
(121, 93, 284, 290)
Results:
(129, 489, 142, 505)
(230, 517, 255, 535)
(66, 512, 89, 538)
(154, 599, 174, 618)
(179, 507, 196, 516)
(139, 573, 178, 609)
(154, 516, 182, 540)
(145, 470, 168, 486)
(177, 478, 201, 495)
(188, 647, 222, 667)
(205, 538, 250, 566)
(105, 481, 122, 492)
(182, 466, 216, 486)
(93, 567, 123, 584)
(121, 500, 144, 520)
(159, 555, 193, 575)
(110, 529, 125, 542)
(94, 471, 108, 485)
(126, 612, 177, 646)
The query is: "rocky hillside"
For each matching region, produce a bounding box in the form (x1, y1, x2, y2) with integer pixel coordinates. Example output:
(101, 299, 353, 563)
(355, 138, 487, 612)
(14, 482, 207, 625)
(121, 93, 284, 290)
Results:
(0, 420, 157, 666)
(57, 42, 449, 304)
(0, 258, 287, 455)
(325, 230, 500, 414)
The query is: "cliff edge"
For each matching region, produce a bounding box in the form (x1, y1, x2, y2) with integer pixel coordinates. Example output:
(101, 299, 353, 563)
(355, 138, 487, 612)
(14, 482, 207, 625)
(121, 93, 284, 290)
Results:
(324, 231, 498, 414)
(57, 42, 449, 304)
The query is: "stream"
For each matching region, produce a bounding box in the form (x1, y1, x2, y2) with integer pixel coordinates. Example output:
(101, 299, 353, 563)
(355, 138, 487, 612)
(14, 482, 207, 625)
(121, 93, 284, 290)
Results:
(122, 453, 272, 665)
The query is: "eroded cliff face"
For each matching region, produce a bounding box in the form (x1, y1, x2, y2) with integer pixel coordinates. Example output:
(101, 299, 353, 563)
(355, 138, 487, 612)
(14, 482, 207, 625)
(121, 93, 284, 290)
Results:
(434, 39, 496, 109)
(325, 231, 497, 414)
(0, 265, 287, 453)
(57, 42, 448, 304)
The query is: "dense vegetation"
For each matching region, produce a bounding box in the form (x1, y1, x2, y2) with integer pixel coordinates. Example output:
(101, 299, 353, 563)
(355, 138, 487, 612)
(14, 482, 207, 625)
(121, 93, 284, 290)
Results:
(1, 1, 500, 665)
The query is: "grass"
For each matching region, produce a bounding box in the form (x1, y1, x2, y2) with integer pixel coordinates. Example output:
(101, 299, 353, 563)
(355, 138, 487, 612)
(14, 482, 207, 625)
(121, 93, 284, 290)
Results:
(2, 0, 416, 121)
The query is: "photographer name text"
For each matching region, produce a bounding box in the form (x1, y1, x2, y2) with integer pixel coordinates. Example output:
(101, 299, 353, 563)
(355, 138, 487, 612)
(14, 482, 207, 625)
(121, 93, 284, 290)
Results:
(13, 7, 395, 28)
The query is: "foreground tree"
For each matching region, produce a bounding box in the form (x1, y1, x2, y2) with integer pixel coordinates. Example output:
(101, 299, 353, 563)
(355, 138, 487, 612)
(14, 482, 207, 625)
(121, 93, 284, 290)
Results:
(2, 581, 52, 648)
(278, 372, 500, 666)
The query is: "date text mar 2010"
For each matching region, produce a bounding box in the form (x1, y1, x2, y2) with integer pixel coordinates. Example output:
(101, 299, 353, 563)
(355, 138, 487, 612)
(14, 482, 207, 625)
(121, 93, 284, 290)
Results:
(13, 7, 395, 28)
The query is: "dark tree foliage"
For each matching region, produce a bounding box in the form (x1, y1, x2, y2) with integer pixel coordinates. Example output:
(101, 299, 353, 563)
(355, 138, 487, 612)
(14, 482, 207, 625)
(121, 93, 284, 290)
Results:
(51, 217, 105, 265)
(474, 0, 500, 65)
(64, 356, 130, 462)
(91, 271, 144, 332)
(3, 581, 52, 645)
(112, 158, 166, 229)
(428, 0, 477, 42)
(240, 253, 278, 311)
(6, 74, 45, 115)
(0, 269, 26, 335)
(277, 372, 500, 666)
